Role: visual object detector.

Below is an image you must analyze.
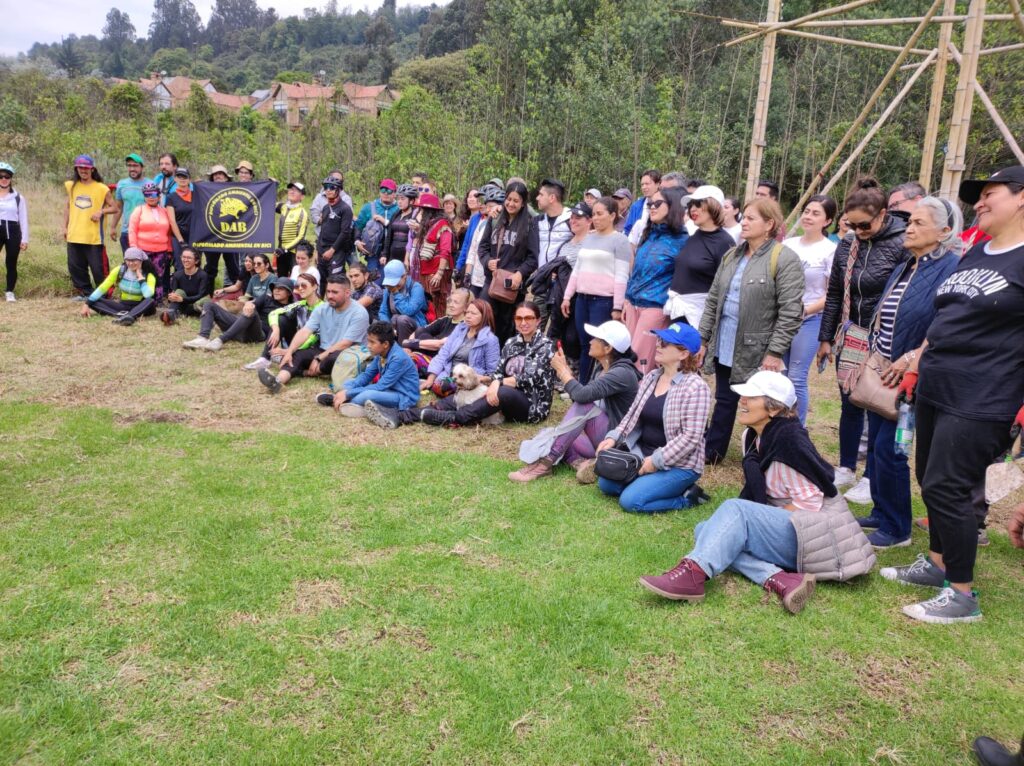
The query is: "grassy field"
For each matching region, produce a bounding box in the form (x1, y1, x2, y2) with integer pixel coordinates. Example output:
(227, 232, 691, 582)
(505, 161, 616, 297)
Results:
(1, 184, 1022, 764)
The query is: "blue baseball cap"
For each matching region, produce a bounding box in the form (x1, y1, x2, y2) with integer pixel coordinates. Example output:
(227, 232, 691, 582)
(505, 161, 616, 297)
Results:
(651, 322, 702, 354)
(382, 260, 406, 286)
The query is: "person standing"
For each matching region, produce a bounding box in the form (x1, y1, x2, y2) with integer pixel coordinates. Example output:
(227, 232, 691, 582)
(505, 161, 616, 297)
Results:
(128, 182, 181, 300)
(110, 153, 148, 253)
(535, 179, 572, 269)
(275, 182, 310, 277)
(315, 176, 354, 288)
(354, 179, 399, 268)
(63, 155, 116, 299)
(0, 162, 29, 302)
(164, 167, 194, 273)
(152, 153, 179, 203)
(408, 192, 454, 318)
(623, 170, 661, 236)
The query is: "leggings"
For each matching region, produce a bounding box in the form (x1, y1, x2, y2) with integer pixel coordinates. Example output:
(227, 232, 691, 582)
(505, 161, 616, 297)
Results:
(199, 302, 266, 343)
(0, 220, 22, 292)
(88, 296, 155, 319)
(548, 402, 610, 465)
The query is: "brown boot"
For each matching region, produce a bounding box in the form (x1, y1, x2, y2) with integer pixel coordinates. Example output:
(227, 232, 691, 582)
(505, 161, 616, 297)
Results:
(638, 558, 707, 602)
(508, 458, 553, 483)
(764, 572, 816, 614)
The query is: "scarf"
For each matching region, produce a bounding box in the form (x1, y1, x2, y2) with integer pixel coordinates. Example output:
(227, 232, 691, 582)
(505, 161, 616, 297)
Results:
(738, 416, 837, 504)
(175, 185, 192, 204)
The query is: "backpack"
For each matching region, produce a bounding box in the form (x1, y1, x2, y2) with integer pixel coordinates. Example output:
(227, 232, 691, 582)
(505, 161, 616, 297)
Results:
(361, 218, 386, 261)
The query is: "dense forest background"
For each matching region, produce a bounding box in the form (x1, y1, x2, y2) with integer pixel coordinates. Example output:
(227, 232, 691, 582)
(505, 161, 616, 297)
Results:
(2, 0, 1022, 205)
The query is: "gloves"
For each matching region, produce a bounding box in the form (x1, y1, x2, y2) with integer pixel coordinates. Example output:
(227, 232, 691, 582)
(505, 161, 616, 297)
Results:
(897, 370, 918, 404)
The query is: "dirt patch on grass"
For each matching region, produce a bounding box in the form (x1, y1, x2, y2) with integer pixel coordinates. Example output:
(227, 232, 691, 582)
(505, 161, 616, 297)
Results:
(290, 579, 349, 614)
(106, 643, 154, 687)
(371, 623, 434, 652)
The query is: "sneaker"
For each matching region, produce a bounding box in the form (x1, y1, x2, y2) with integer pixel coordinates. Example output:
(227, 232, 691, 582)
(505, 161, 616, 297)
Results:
(574, 458, 597, 485)
(70, 295, 87, 302)
(915, 517, 929, 530)
(339, 403, 365, 418)
(112, 314, 135, 326)
(856, 514, 883, 529)
(244, 357, 271, 371)
(363, 400, 401, 429)
(204, 337, 223, 352)
(978, 528, 990, 547)
(508, 458, 553, 483)
(683, 484, 711, 507)
(315, 392, 336, 407)
(258, 367, 282, 394)
(844, 476, 873, 505)
(866, 529, 912, 549)
(183, 336, 211, 350)
(764, 572, 816, 614)
(902, 586, 982, 624)
(879, 553, 946, 588)
(638, 558, 707, 602)
(5, 291, 14, 302)
(833, 466, 856, 488)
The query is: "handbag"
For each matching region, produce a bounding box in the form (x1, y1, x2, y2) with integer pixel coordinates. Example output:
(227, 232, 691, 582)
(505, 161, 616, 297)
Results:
(834, 238, 871, 390)
(595, 447, 643, 484)
(486, 225, 520, 303)
(848, 351, 899, 420)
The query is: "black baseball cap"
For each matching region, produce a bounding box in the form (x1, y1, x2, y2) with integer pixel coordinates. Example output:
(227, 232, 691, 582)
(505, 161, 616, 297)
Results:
(569, 201, 592, 217)
(959, 165, 1024, 205)
(540, 178, 566, 194)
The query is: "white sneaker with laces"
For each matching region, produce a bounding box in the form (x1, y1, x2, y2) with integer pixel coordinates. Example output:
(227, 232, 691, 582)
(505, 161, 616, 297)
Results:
(844, 476, 873, 505)
(832, 466, 856, 488)
(183, 336, 210, 350)
(5, 291, 14, 302)
(243, 357, 271, 371)
(204, 337, 224, 352)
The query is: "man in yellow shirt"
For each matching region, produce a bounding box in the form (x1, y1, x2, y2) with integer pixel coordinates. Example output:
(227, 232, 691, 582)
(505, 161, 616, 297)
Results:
(62, 155, 116, 299)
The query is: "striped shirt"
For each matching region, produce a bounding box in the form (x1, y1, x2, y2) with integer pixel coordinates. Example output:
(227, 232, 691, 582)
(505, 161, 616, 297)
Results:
(874, 273, 911, 360)
(563, 231, 632, 310)
(764, 461, 824, 511)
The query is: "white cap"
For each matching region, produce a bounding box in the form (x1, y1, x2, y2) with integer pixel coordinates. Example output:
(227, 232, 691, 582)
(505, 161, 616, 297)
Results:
(584, 320, 632, 353)
(730, 370, 796, 407)
(585, 187, 602, 198)
(689, 185, 725, 204)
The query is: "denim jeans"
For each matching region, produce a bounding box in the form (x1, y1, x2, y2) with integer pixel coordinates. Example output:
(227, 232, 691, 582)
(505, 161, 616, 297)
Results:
(574, 293, 614, 383)
(598, 467, 700, 513)
(687, 499, 798, 585)
(549, 402, 609, 465)
(865, 411, 911, 538)
(784, 313, 821, 424)
(344, 388, 404, 408)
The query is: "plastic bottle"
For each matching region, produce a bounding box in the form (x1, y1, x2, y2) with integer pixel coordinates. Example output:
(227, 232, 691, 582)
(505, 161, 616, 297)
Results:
(895, 402, 916, 457)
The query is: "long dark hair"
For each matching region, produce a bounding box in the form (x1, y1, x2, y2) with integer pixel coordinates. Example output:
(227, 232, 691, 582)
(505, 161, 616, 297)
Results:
(71, 165, 104, 184)
(494, 181, 532, 243)
(415, 207, 446, 248)
(639, 186, 688, 247)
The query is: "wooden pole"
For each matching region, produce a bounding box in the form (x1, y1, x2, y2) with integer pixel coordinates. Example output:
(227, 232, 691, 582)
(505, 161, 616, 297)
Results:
(722, 20, 934, 54)
(920, 0, 956, 188)
(980, 42, 1024, 55)
(766, 13, 1012, 27)
(940, 0, 986, 198)
(1007, 0, 1024, 37)
(744, 0, 781, 202)
(822, 50, 938, 196)
(785, 0, 943, 229)
(724, 0, 882, 48)
(946, 42, 1024, 165)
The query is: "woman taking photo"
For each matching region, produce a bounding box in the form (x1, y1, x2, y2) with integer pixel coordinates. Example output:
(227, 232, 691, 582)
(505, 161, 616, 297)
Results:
(623, 187, 688, 373)
(782, 194, 838, 423)
(596, 322, 711, 513)
(697, 198, 805, 464)
(0, 161, 28, 302)
(560, 196, 632, 382)
(854, 197, 961, 550)
(816, 178, 907, 500)
(882, 166, 1024, 624)
(479, 181, 540, 344)
(128, 181, 183, 300)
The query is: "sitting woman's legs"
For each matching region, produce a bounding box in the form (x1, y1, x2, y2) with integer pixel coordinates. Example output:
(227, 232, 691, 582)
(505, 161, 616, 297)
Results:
(563, 409, 609, 464)
(548, 403, 608, 464)
(687, 499, 798, 585)
(615, 468, 701, 513)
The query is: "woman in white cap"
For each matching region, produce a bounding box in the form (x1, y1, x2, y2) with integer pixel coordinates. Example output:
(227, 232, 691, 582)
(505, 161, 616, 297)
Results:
(639, 371, 874, 613)
(510, 320, 642, 483)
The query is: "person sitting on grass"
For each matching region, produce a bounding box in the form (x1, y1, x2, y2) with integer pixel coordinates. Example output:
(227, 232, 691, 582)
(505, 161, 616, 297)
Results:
(258, 275, 369, 394)
(420, 298, 500, 396)
(403, 288, 473, 358)
(380, 260, 428, 343)
(348, 262, 383, 322)
(79, 247, 156, 326)
(243, 273, 322, 371)
(161, 247, 208, 324)
(212, 253, 254, 300)
(364, 301, 555, 429)
(511, 320, 641, 483)
(595, 322, 711, 513)
(184, 275, 294, 351)
(317, 320, 421, 418)
(638, 371, 876, 613)
(288, 241, 320, 289)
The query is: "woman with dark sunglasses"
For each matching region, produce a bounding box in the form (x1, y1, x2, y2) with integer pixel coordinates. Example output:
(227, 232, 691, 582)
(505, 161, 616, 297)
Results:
(128, 181, 183, 300)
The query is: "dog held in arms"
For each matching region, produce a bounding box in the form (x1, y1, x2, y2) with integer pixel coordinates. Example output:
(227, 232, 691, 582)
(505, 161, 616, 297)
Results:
(452, 363, 504, 425)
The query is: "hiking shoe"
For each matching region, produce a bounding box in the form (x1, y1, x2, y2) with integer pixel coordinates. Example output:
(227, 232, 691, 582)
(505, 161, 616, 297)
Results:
(204, 337, 223, 352)
(978, 528, 990, 547)
(112, 314, 135, 326)
(244, 356, 271, 371)
(902, 586, 982, 624)
(574, 458, 597, 485)
(915, 517, 929, 530)
(258, 368, 282, 394)
(972, 735, 1024, 766)
(421, 408, 457, 427)
(364, 400, 401, 429)
(856, 513, 883, 529)
(509, 458, 553, 483)
(339, 403, 365, 418)
(315, 392, 336, 407)
(764, 572, 816, 614)
(879, 554, 945, 588)
(866, 529, 912, 549)
(844, 476, 873, 504)
(5, 291, 14, 302)
(183, 336, 210, 350)
(638, 558, 707, 602)
(833, 466, 856, 488)
(684, 484, 711, 507)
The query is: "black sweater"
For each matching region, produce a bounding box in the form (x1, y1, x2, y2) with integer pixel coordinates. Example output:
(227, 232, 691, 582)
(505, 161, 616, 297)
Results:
(316, 198, 354, 254)
(739, 417, 837, 504)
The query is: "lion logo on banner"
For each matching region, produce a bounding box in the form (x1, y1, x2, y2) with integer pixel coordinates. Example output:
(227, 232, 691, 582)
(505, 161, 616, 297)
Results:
(204, 187, 262, 243)
(219, 197, 248, 220)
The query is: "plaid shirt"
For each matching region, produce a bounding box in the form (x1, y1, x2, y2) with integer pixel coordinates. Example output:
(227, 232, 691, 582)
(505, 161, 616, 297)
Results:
(607, 369, 711, 471)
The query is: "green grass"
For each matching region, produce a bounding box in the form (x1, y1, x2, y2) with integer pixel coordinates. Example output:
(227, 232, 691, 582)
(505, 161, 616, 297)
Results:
(2, 402, 1022, 765)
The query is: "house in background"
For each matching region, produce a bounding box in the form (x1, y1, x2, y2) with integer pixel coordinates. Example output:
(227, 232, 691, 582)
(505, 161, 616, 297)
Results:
(254, 81, 348, 128)
(110, 73, 219, 110)
(341, 83, 400, 116)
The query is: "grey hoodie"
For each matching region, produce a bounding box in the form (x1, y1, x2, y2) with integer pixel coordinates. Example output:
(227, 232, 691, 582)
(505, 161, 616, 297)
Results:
(563, 356, 642, 431)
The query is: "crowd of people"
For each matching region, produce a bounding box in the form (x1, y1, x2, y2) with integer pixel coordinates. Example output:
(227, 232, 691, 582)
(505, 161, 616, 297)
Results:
(2, 151, 1023, 634)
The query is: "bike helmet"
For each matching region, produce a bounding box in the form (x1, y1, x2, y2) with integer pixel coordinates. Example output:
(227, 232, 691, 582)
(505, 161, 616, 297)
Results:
(142, 181, 160, 195)
(396, 183, 418, 199)
(0, 162, 14, 176)
(483, 186, 506, 204)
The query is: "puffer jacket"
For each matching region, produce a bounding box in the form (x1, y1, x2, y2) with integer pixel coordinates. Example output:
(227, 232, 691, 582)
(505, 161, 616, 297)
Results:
(819, 215, 908, 343)
(790, 497, 877, 581)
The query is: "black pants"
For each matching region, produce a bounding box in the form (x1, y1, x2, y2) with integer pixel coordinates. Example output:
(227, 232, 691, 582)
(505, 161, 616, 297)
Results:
(199, 303, 266, 343)
(915, 399, 1011, 583)
(204, 252, 241, 290)
(67, 243, 107, 295)
(489, 298, 520, 347)
(0, 220, 22, 292)
(705, 359, 740, 464)
(260, 313, 299, 359)
(428, 385, 532, 425)
(276, 250, 295, 277)
(281, 346, 339, 377)
(88, 296, 155, 319)
(317, 249, 349, 295)
(391, 315, 418, 344)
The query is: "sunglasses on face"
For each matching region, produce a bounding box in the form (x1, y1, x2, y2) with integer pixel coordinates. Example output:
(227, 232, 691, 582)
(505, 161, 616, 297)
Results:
(380, 188, 394, 194)
(143, 193, 160, 198)
(647, 200, 667, 210)
(417, 186, 431, 193)
(514, 315, 537, 323)
(848, 215, 879, 232)
(323, 184, 340, 191)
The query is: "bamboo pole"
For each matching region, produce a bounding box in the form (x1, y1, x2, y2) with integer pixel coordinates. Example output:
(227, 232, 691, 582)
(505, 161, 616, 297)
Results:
(822, 50, 938, 196)
(980, 42, 1024, 55)
(947, 42, 1024, 165)
(785, 0, 943, 230)
(755, 13, 1012, 27)
(722, 20, 934, 54)
(940, 0, 986, 198)
(744, 0, 781, 202)
(1007, 0, 1024, 37)
(724, 0, 882, 48)
(920, 0, 957, 188)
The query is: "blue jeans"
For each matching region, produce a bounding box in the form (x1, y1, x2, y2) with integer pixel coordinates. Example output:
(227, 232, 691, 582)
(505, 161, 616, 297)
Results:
(865, 411, 911, 538)
(784, 313, 821, 424)
(836, 355, 869, 474)
(574, 293, 614, 383)
(598, 467, 700, 513)
(344, 388, 404, 408)
(687, 499, 798, 585)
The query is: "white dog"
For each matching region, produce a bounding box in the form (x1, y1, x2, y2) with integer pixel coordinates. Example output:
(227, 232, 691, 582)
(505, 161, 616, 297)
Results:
(452, 363, 505, 425)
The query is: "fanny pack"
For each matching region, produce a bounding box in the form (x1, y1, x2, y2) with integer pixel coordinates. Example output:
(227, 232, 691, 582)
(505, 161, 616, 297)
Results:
(595, 447, 642, 484)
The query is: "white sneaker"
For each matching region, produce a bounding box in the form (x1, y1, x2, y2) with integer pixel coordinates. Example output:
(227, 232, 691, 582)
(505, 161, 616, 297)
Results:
(183, 336, 211, 350)
(204, 337, 223, 352)
(844, 476, 873, 505)
(833, 466, 856, 488)
(4, 291, 14, 302)
(243, 356, 271, 371)
(339, 403, 365, 418)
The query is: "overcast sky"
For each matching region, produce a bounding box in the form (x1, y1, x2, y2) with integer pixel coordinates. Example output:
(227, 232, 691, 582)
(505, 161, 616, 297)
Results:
(3, 0, 415, 56)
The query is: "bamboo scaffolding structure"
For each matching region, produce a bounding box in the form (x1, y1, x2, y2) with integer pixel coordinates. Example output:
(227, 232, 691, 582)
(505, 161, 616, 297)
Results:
(1008, 0, 1024, 38)
(947, 42, 1024, 165)
(822, 50, 938, 196)
(744, 0, 781, 201)
(940, 0, 986, 198)
(980, 42, 1024, 54)
(744, 14, 1013, 27)
(920, 0, 957, 188)
(784, 0, 943, 229)
(724, 0, 882, 49)
(722, 20, 934, 54)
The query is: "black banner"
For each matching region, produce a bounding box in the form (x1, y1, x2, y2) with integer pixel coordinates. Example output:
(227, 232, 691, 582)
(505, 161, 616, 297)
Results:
(190, 180, 277, 252)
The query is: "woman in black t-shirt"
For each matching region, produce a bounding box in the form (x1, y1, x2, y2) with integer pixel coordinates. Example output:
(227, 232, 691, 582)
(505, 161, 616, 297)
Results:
(883, 165, 1024, 625)
(165, 168, 194, 272)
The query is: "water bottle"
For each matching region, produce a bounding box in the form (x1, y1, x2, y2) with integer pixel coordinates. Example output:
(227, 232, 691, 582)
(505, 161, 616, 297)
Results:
(895, 402, 916, 457)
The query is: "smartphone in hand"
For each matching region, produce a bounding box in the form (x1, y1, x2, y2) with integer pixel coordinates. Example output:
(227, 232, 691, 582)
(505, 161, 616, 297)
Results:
(817, 356, 828, 374)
